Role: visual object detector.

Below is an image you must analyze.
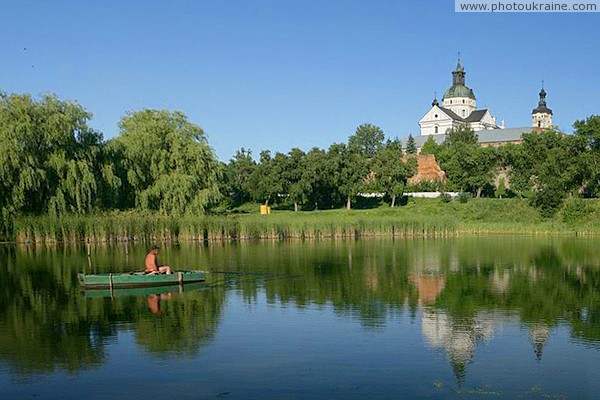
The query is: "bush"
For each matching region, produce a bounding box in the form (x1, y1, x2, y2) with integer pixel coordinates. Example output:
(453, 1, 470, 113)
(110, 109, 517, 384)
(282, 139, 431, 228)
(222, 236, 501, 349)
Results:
(531, 186, 564, 218)
(495, 178, 507, 198)
(561, 198, 593, 223)
(439, 193, 452, 203)
(458, 192, 471, 203)
(406, 180, 446, 193)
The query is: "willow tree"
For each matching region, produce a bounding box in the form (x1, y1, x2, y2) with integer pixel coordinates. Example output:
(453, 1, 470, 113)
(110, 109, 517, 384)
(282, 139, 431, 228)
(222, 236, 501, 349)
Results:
(0, 91, 113, 230)
(112, 109, 221, 215)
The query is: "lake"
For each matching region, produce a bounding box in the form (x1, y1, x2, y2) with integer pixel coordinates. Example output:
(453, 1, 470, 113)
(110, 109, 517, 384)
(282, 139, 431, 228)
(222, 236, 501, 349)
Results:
(1, 237, 599, 399)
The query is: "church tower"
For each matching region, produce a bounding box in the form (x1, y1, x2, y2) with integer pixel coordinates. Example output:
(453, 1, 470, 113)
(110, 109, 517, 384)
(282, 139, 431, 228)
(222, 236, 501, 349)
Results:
(442, 57, 477, 118)
(532, 85, 553, 129)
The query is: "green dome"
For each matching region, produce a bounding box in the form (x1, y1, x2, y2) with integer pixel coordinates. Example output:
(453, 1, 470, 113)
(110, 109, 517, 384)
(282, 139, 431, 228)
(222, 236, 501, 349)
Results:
(443, 84, 476, 100)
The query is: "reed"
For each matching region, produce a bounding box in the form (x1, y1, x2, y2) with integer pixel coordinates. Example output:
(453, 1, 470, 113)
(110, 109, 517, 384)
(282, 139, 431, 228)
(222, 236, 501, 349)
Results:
(8, 198, 600, 244)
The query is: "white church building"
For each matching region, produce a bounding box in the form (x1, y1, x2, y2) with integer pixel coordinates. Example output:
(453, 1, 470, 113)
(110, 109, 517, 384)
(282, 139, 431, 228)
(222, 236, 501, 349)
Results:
(412, 59, 553, 149)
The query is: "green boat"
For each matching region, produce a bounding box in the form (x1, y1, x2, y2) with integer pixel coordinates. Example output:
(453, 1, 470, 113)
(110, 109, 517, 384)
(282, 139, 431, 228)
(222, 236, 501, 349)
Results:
(78, 270, 207, 290)
(82, 281, 207, 298)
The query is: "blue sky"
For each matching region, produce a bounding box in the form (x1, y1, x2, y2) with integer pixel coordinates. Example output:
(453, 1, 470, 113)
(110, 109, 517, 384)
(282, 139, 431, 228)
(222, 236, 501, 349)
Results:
(1, 0, 598, 161)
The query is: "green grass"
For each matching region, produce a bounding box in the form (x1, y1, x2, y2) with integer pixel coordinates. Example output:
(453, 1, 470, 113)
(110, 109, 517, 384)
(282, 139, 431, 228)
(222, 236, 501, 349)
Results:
(8, 197, 600, 244)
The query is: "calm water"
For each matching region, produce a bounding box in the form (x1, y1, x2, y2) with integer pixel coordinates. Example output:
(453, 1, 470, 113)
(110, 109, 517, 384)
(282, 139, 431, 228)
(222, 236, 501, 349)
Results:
(1, 237, 600, 399)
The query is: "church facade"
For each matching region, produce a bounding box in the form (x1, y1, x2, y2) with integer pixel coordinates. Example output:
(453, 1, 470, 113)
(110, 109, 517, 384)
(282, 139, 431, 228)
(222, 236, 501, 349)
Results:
(419, 59, 502, 136)
(412, 59, 553, 150)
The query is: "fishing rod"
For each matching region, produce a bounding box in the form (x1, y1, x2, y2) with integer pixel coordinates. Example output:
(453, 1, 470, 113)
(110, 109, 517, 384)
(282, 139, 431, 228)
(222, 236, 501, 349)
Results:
(209, 270, 274, 277)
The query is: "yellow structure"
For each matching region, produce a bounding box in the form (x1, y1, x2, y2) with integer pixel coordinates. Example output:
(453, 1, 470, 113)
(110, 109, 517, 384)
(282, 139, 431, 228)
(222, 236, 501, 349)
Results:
(260, 205, 271, 215)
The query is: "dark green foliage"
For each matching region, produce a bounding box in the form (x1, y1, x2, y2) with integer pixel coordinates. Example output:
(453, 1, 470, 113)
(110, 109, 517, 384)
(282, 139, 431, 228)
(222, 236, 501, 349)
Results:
(458, 192, 470, 203)
(372, 139, 416, 207)
(440, 193, 452, 203)
(406, 180, 446, 193)
(248, 150, 284, 205)
(302, 147, 334, 210)
(406, 134, 417, 155)
(0, 92, 116, 221)
(509, 129, 583, 217)
(495, 178, 507, 198)
(4, 86, 600, 238)
(420, 135, 440, 156)
(572, 115, 600, 196)
(348, 123, 385, 158)
(222, 148, 256, 206)
(112, 109, 221, 215)
(437, 126, 498, 197)
(284, 148, 310, 211)
(561, 198, 594, 223)
(531, 186, 564, 218)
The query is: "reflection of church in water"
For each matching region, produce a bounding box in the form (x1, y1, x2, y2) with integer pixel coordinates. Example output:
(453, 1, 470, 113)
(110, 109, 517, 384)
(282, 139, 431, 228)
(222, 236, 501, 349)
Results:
(410, 263, 551, 383)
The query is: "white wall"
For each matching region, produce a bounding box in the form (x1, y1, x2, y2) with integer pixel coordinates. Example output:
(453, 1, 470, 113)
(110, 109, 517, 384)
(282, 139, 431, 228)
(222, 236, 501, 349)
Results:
(442, 96, 476, 117)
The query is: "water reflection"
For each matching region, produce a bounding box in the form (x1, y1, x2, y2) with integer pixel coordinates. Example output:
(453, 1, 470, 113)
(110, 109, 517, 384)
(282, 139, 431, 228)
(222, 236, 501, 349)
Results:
(0, 237, 599, 388)
(0, 245, 225, 377)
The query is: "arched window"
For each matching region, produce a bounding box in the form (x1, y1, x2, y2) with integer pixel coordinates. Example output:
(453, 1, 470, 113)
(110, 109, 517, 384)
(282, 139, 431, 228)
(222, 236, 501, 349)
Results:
(434, 125, 439, 134)
(462, 109, 466, 117)
(538, 121, 541, 127)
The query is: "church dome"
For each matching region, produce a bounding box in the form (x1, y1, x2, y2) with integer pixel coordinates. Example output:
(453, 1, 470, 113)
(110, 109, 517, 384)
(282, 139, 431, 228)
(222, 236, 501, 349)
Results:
(443, 58, 476, 100)
(443, 85, 476, 100)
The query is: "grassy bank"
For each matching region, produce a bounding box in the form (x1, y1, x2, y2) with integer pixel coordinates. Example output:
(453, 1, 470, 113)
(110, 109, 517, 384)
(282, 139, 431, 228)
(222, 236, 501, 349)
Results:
(7, 198, 600, 244)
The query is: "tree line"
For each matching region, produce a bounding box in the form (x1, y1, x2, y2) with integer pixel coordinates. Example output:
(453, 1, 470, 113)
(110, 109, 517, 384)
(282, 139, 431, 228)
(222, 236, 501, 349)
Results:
(1, 89, 600, 234)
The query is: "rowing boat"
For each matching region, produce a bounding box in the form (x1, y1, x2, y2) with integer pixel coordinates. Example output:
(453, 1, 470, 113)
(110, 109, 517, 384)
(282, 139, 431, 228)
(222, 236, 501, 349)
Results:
(82, 281, 207, 298)
(78, 270, 207, 290)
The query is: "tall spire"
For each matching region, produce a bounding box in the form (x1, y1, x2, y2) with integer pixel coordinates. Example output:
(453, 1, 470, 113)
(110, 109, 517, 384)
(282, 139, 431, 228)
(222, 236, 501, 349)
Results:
(452, 54, 466, 86)
(532, 83, 553, 129)
(456, 51, 463, 71)
(532, 83, 552, 115)
(538, 87, 547, 107)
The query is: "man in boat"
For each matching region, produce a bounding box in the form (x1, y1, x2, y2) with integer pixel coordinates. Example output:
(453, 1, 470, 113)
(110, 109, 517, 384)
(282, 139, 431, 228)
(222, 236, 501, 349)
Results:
(145, 246, 172, 275)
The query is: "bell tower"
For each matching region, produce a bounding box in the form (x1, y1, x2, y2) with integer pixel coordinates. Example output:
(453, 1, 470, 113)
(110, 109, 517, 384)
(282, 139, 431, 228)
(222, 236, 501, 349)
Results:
(532, 83, 553, 129)
(442, 55, 477, 118)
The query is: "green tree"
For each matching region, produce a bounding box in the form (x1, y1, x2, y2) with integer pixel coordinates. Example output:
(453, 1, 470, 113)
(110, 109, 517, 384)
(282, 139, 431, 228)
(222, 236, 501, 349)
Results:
(223, 148, 256, 206)
(284, 148, 310, 212)
(373, 139, 416, 207)
(303, 147, 335, 209)
(572, 115, 600, 196)
(420, 135, 440, 156)
(406, 134, 417, 155)
(497, 143, 528, 196)
(437, 126, 498, 197)
(509, 129, 582, 217)
(0, 92, 114, 227)
(495, 177, 507, 198)
(348, 123, 385, 158)
(112, 109, 221, 215)
(249, 150, 285, 206)
(328, 143, 366, 210)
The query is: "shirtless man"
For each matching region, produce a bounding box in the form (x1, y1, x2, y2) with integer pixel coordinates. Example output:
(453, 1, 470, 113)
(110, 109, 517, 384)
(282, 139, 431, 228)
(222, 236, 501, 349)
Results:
(145, 246, 172, 274)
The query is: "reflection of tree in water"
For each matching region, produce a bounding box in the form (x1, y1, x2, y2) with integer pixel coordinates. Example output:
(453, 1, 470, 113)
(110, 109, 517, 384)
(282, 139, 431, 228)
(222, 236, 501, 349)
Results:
(0, 245, 226, 377)
(133, 286, 225, 356)
(0, 247, 108, 377)
(3, 237, 600, 378)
